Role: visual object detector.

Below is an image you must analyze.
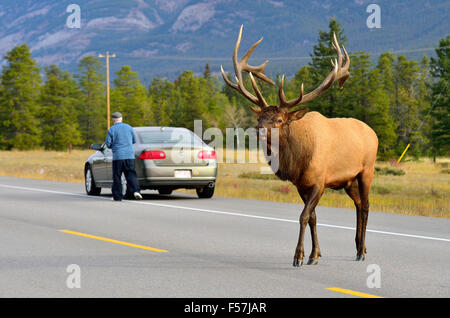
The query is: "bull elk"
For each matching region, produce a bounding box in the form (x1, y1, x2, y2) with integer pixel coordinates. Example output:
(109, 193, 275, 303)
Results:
(221, 26, 378, 267)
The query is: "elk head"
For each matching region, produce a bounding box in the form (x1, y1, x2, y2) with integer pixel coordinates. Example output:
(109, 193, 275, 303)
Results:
(221, 25, 350, 142)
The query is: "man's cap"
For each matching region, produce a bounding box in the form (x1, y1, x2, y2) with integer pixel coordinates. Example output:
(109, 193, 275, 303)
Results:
(111, 112, 122, 119)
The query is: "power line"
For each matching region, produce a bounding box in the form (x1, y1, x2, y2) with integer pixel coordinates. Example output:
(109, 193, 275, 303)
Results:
(133, 45, 450, 62)
(271, 45, 450, 61)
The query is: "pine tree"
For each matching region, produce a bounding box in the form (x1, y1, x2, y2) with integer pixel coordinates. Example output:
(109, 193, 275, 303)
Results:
(148, 77, 175, 126)
(429, 36, 450, 159)
(414, 56, 433, 156)
(39, 65, 82, 150)
(377, 52, 425, 156)
(0, 44, 41, 150)
(172, 70, 206, 130)
(376, 52, 396, 105)
(199, 74, 228, 128)
(203, 63, 211, 79)
(76, 56, 106, 147)
(309, 18, 347, 117)
(366, 68, 397, 158)
(392, 56, 422, 155)
(111, 65, 151, 127)
(340, 51, 372, 120)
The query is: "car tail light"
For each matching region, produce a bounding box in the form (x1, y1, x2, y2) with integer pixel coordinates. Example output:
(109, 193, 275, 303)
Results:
(198, 150, 216, 159)
(139, 150, 166, 159)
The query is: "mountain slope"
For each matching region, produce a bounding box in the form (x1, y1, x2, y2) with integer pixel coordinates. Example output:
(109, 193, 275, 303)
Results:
(0, 0, 448, 82)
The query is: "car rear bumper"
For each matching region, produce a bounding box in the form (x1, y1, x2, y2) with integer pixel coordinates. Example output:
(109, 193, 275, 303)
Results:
(138, 178, 216, 190)
(137, 159, 217, 190)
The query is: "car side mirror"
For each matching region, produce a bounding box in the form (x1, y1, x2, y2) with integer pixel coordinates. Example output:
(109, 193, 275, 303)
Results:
(90, 144, 103, 151)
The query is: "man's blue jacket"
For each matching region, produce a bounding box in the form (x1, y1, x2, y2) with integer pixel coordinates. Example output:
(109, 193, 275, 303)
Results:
(105, 122, 137, 160)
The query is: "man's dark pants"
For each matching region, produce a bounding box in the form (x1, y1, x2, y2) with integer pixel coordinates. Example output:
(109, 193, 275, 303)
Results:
(112, 159, 140, 201)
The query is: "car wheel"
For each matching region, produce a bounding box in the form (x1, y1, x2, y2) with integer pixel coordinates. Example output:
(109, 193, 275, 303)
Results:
(196, 184, 215, 199)
(85, 166, 101, 196)
(158, 188, 173, 195)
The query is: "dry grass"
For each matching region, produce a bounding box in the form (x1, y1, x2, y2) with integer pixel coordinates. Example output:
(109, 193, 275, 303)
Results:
(215, 156, 450, 218)
(0, 150, 448, 218)
(0, 150, 86, 183)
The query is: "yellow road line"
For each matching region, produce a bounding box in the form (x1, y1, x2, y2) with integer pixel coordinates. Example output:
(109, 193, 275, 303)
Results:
(327, 287, 383, 298)
(59, 230, 168, 253)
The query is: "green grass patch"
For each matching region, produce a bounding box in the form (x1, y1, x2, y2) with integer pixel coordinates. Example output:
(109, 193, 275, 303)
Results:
(371, 185, 391, 195)
(375, 167, 406, 176)
(238, 171, 279, 180)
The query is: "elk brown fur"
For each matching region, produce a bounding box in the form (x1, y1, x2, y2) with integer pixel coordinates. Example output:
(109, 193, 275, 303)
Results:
(221, 25, 379, 266)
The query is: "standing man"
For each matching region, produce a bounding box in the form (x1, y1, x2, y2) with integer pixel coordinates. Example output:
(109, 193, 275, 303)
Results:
(105, 112, 143, 201)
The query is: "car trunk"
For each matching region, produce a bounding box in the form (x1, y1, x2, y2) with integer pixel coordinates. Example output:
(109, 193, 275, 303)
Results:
(140, 144, 210, 167)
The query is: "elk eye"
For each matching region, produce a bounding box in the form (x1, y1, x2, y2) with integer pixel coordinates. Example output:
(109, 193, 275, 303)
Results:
(276, 118, 283, 124)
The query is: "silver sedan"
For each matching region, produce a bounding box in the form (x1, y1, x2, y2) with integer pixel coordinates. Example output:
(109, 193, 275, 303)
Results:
(84, 127, 218, 198)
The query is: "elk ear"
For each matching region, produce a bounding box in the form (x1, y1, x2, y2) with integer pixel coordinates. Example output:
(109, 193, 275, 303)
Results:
(248, 105, 262, 115)
(287, 108, 309, 123)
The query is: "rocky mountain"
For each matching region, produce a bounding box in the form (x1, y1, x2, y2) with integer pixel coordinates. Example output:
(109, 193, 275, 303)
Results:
(0, 0, 448, 83)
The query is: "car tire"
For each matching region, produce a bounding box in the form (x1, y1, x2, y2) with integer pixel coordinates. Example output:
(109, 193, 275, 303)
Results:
(158, 188, 173, 195)
(196, 184, 215, 199)
(85, 166, 101, 196)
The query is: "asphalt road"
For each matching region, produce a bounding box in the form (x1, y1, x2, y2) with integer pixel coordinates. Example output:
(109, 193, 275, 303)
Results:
(0, 176, 449, 298)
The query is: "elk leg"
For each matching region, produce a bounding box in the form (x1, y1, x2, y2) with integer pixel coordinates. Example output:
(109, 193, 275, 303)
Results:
(356, 171, 373, 261)
(293, 186, 322, 267)
(307, 209, 321, 265)
(344, 180, 363, 255)
(300, 193, 322, 265)
(299, 193, 321, 265)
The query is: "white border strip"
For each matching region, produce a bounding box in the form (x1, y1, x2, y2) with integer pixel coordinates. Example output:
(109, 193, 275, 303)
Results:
(0, 183, 449, 243)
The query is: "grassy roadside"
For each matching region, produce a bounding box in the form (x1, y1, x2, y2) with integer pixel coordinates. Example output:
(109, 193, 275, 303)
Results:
(0, 150, 448, 218)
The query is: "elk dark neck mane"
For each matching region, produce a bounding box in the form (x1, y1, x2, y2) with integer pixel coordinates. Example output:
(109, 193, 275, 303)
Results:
(267, 120, 314, 184)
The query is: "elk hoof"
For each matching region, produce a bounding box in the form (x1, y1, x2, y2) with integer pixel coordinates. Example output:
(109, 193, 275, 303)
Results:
(293, 259, 303, 267)
(307, 258, 318, 265)
(356, 255, 365, 261)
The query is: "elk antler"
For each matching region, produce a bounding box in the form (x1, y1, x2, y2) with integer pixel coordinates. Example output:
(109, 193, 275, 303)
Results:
(279, 32, 350, 109)
(221, 27, 350, 112)
(220, 25, 275, 108)
(331, 32, 350, 89)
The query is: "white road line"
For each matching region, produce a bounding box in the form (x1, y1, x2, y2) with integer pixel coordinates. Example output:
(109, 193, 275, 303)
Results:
(0, 183, 449, 243)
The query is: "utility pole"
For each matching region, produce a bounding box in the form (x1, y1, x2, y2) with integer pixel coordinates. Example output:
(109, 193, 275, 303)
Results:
(98, 52, 116, 130)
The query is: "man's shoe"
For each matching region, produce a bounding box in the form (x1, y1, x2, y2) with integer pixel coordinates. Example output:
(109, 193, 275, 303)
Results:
(134, 192, 143, 200)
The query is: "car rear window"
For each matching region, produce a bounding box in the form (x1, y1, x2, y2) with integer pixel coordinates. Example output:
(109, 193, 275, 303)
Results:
(138, 129, 203, 145)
